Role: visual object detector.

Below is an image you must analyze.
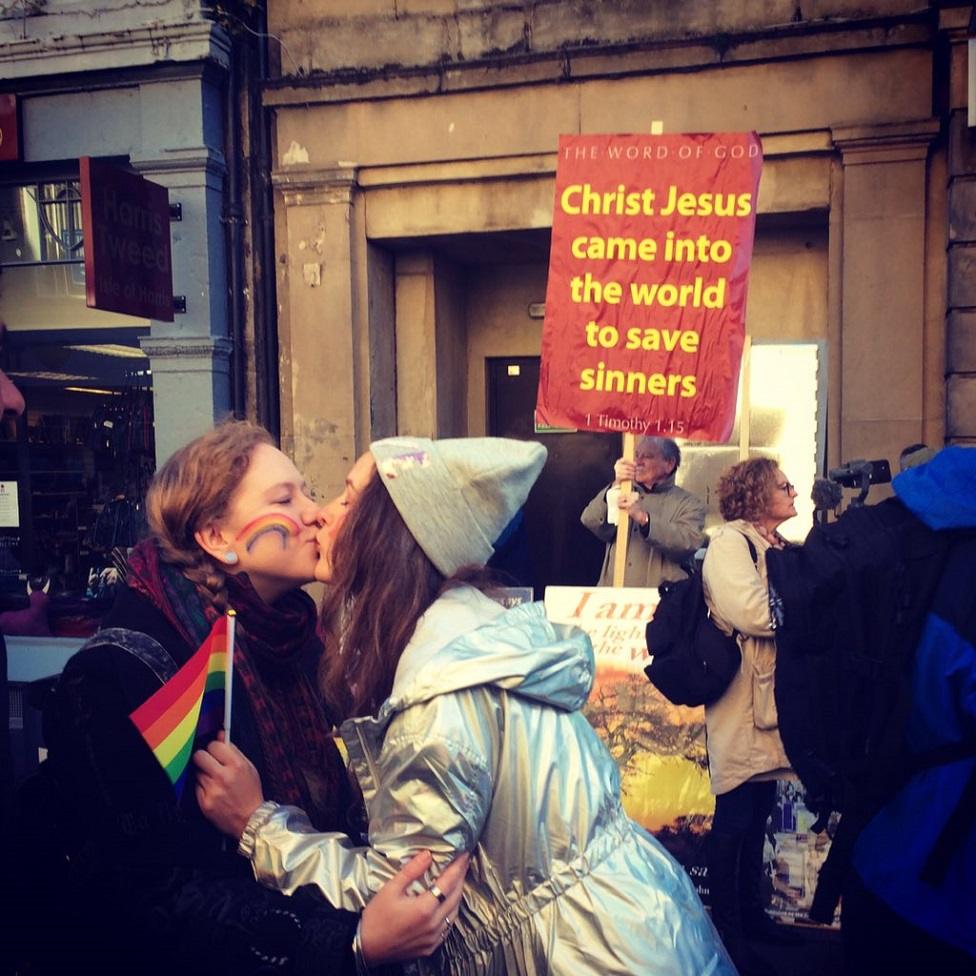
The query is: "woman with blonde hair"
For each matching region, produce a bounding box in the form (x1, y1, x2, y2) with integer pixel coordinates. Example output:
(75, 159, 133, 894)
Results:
(702, 456, 800, 976)
(47, 421, 463, 976)
(194, 436, 733, 975)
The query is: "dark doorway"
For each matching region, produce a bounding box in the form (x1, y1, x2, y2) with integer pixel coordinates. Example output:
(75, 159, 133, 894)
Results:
(486, 356, 619, 596)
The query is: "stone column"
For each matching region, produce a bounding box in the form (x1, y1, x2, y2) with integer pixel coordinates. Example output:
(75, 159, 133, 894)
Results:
(394, 251, 468, 439)
(945, 19, 976, 444)
(138, 336, 233, 463)
(394, 250, 439, 438)
(132, 75, 233, 465)
(832, 119, 940, 466)
(271, 165, 392, 497)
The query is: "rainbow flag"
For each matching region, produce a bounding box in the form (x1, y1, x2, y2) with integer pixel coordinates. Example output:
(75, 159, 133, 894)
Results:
(130, 611, 236, 796)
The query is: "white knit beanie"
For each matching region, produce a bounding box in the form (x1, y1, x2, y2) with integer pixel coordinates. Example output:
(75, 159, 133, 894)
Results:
(369, 436, 547, 577)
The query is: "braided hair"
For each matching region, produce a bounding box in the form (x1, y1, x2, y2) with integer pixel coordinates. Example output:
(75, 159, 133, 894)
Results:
(145, 420, 274, 611)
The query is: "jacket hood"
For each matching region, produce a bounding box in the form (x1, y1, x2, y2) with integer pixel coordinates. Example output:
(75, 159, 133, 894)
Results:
(384, 586, 594, 716)
(892, 446, 976, 530)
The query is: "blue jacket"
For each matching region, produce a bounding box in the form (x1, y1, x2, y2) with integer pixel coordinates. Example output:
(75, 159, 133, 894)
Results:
(853, 447, 976, 957)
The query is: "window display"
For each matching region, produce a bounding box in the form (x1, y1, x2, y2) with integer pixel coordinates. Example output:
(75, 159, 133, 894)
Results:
(0, 176, 155, 636)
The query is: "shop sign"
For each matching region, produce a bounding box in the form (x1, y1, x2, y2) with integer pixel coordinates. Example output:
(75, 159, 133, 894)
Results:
(79, 157, 174, 321)
(0, 94, 18, 162)
(536, 132, 762, 443)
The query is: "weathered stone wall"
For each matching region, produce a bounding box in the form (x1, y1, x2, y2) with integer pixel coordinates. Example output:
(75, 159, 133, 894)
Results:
(946, 23, 976, 444)
(268, 1, 930, 79)
(265, 0, 960, 497)
(0, 0, 234, 464)
(0, 0, 224, 77)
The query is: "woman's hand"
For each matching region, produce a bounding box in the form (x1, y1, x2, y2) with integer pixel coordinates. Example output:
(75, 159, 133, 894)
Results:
(360, 850, 469, 965)
(193, 732, 266, 839)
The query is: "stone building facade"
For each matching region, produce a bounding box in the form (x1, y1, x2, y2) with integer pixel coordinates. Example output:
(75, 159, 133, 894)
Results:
(259, 0, 974, 518)
(0, 0, 235, 464)
(0, 1, 277, 609)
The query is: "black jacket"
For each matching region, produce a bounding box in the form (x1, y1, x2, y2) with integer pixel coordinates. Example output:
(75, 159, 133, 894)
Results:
(34, 586, 360, 976)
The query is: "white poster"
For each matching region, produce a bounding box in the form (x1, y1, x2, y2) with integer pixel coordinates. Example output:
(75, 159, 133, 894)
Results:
(545, 586, 714, 854)
(546, 584, 840, 925)
(0, 480, 19, 528)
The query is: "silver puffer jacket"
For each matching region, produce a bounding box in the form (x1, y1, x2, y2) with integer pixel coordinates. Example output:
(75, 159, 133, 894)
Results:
(248, 586, 734, 975)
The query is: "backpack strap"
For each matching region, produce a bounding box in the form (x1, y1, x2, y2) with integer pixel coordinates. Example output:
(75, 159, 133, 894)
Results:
(78, 627, 178, 685)
(741, 533, 758, 566)
(714, 534, 759, 643)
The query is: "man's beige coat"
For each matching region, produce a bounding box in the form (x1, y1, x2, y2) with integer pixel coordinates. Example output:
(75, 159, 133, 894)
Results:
(581, 474, 706, 587)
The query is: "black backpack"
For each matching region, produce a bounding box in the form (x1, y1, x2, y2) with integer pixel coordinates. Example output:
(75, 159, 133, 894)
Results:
(5, 628, 178, 976)
(765, 497, 955, 920)
(644, 534, 757, 707)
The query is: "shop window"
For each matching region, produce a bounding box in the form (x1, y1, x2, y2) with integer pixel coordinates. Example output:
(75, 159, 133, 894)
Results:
(0, 176, 155, 637)
(679, 342, 825, 543)
(1, 180, 84, 264)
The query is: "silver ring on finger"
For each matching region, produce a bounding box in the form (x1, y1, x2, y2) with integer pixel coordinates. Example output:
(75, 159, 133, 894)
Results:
(428, 883, 447, 903)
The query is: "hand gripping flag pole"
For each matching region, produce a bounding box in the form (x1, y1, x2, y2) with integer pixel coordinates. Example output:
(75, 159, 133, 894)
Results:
(129, 610, 237, 797)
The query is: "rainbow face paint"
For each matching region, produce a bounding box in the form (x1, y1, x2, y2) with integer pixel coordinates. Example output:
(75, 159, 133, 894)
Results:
(235, 513, 302, 553)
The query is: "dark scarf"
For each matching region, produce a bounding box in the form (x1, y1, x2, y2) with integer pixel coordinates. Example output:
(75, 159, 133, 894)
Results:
(126, 540, 350, 831)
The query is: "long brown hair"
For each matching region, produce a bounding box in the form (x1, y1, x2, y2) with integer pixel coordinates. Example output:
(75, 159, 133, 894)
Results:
(319, 467, 500, 721)
(145, 420, 273, 610)
(319, 472, 442, 720)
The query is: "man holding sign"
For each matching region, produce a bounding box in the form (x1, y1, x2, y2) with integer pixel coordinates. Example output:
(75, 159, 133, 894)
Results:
(537, 131, 763, 966)
(581, 435, 705, 586)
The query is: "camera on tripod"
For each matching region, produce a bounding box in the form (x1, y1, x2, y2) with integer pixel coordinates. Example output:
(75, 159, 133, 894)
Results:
(812, 458, 893, 520)
(827, 458, 891, 507)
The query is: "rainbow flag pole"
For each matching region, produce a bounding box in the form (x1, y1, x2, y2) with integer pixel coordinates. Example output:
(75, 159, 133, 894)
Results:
(130, 611, 236, 797)
(224, 609, 236, 745)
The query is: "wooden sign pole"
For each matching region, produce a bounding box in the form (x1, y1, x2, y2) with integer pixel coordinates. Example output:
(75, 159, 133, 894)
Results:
(612, 432, 635, 586)
(612, 120, 664, 588)
(738, 335, 752, 461)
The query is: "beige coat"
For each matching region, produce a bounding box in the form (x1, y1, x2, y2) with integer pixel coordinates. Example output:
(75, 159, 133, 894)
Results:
(702, 519, 792, 796)
(581, 474, 706, 587)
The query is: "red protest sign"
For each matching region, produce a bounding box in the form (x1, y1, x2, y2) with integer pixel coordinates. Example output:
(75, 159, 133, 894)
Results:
(536, 133, 761, 442)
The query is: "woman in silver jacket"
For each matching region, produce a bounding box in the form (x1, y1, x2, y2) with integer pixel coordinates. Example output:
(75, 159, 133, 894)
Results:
(194, 436, 734, 975)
